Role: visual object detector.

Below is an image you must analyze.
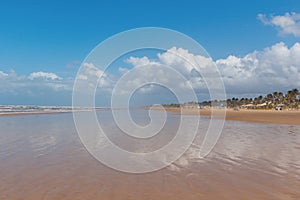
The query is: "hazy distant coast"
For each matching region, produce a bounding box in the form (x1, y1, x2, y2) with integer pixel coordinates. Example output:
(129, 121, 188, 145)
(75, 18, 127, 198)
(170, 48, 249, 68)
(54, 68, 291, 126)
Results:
(0, 105, 108, 117)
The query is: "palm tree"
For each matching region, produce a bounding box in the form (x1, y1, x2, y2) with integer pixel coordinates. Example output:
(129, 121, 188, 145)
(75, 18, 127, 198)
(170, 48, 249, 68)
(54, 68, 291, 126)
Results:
(292, 89, 300, 108)
(278, 92, 284, 101)
(264, 94, 273, 108)
(272, 91, 280, 106)
(292, 89, 299, 100)
(258, 95, 263, 103)
(253, 97, 259, 105)
(266, 93, 273, 101)
(285, 90, 298, 108)
(292, 88, 299, 95)
(273, 91, 279, 100)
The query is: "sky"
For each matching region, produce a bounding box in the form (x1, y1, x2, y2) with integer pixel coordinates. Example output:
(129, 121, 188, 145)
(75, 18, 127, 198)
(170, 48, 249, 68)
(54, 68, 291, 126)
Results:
(0, 0, 300, 106)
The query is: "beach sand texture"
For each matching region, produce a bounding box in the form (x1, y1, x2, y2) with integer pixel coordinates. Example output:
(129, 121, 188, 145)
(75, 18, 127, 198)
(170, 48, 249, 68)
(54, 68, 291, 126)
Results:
(160, 108, 300, 125)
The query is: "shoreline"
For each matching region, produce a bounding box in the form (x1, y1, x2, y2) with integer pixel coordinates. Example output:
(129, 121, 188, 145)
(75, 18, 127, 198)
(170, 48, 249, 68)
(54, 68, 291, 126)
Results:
(0, 111, 73, 117)
(157, 107, 300, 125)
(0, 108, 104, 117)
(1, 108, 299, 125)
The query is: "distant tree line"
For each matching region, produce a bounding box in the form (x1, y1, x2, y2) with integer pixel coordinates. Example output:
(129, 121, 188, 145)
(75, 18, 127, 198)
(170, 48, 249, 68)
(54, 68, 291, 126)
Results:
(162, 103, 181, 108)
(225, 88, 299, 109)
(162, 88, 300, 110)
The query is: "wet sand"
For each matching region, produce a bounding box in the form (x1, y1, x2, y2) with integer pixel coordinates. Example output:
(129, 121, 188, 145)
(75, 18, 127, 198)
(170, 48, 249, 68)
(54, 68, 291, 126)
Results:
(2, 108, 299, 125)
(0, 111, 299, 199)
(161, 108, 300, 125)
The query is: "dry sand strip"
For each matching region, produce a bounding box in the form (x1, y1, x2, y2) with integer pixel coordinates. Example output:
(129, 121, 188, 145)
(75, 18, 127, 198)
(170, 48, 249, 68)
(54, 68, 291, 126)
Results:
(158, 108, 300, 125)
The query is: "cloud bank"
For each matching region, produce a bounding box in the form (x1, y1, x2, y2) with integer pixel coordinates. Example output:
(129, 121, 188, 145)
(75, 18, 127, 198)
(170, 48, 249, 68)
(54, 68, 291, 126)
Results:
(1, 42, 300, 105)
(120, 42, 300, 98)
(0, 70, 72, 105)
(28, 72, 62, 80)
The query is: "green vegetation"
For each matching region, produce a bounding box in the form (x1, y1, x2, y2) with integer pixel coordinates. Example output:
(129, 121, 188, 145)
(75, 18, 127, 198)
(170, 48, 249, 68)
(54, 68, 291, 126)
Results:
(162, 103, 181, 108)
(162, 88, 300, 110)
(225, 88, 299, 110)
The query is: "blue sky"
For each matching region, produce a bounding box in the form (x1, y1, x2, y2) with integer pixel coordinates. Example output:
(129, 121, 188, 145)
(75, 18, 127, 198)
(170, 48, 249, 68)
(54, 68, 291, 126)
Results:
(0, 0, 300, 105)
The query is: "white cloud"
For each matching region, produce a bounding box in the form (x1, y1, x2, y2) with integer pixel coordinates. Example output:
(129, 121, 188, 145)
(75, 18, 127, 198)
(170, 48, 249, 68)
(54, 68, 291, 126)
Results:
(81, 62, 105, 78)
(0, 70, 72, 99)
(29, 71, 62, 80)
(77, 74, 88, 80)
(258, 12, 300, 36)
(126, 56, 152, 67)
(118, 67, 129, 74)
(111, 47, 220, 103)
(215, 42, 300, 94)
(0, 71, 8, 78)
(119, 43, 300, 97)
(76, 62, 114, 92)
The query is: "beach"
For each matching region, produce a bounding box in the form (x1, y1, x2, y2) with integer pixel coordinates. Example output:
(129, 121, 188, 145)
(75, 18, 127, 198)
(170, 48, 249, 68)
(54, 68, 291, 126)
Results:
(0, 110, 299, 200)
(1, 1, 299, 199)
(159, 108, 300, 125)
(1, 107, 300, 125)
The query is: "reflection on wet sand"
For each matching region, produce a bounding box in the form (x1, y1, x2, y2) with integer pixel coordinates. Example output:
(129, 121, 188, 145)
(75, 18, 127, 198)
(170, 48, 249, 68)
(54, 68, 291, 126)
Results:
(0, 111, 299, 200)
